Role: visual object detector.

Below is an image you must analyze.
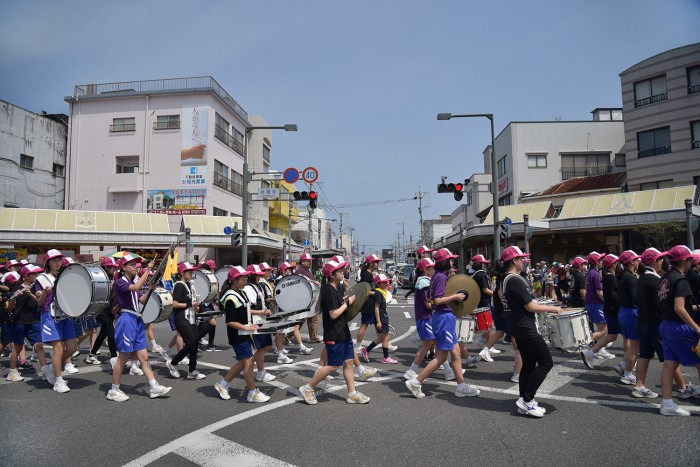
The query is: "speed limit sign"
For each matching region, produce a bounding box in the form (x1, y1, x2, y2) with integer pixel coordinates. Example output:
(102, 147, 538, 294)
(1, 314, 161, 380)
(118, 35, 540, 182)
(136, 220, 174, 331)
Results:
(301, 166, 319, 183)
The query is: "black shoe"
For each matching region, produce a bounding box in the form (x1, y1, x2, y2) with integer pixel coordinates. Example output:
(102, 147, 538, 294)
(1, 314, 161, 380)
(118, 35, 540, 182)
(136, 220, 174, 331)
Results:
(19, 361, 33, 370)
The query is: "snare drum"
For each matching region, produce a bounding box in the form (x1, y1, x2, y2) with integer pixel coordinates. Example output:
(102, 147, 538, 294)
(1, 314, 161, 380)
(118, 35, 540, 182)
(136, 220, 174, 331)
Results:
(191, 270, 219, 303)
(546, 309, 591, 351)
(55, 264, 110, 318)
(274, 274, 318, 313)
(141, 288, 174, 324)
(457, 315, 476, 343)
(214, 266, 232, 289)
(473, 306, 493, 333)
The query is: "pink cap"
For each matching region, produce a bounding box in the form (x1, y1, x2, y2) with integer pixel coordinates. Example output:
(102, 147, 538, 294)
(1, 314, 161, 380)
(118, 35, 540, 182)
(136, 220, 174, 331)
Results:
(501, 246, 530, 263)
(640, 248, 668, 265)
(278, 262, 293, 272)
(5, 259, 20, 269)
(258, 262, 275, 272)
(200, 259, 217, 270)
(299, 252, 313, 261)
(44, 249, 63, 261)
(101, 257, 119, 268)
(471, 254, 489, 264)
(322, 259, 348, 278)
(373, 273, 390, 285)
(61, 257, 75, 268)
(118, 252, 141, 268)
(434, 248, 459, 262)
(20, 264, 44, 277)
(246, 264, 265, 275)
(227, 266, 250, 281)
(177, 262, 199, 274)
(417, 258, 435, 271)
(330, 255, 347, 264)
(19, 259, 29, 265)
(364, 254, 381, 264)
(586, 251, 606, 264)
(571, 257, 587, 268)
(618, 250, 641, 265)
(601, 254, 619, 268)
(2, 271, 21, 284)
(666, 245, 695, 263)
(416, 245, 434, 256)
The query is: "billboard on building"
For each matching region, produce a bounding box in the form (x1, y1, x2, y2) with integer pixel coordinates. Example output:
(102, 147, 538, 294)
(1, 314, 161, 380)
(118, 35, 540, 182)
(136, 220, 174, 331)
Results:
(147, 189, 206, 215)
(181, 106, 208, 186)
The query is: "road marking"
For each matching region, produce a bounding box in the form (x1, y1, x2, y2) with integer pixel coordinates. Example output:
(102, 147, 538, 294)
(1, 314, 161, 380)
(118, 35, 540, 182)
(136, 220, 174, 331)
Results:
(403, 311, 411, 319)
(172, 432, 293, 466)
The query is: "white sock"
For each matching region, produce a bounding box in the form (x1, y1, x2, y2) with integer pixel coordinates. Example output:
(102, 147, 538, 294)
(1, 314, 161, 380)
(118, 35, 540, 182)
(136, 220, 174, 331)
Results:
(354, 365, 364, 373)
(298, 344, 305, 350)
(131, 361, 139, 368)
(150, 339, 157, 347)
(248, 389, 257, 397)
(219, 379, 229, 388)
(661, 398, 674, 408)
(148, 379, 157, 389)
(56, 376, 65, 383)
(457, 382, 466, 390)
(409, 363, 419, 372)
(624, 371, 633, 378)
(482, 346, 489, 353)
(278, 351, 285, 356)
(112, 384, 120, 391)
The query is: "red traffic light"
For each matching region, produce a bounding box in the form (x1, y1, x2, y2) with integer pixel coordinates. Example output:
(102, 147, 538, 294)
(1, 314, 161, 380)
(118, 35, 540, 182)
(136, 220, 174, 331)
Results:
(309, 191, 317, 200)
(454, 183, 463, 192)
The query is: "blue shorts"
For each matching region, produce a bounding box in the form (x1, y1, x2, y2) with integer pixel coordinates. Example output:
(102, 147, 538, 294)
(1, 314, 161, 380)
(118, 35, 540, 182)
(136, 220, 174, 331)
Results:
(114, 312, 147, 353)
(416, 318, 435, 341)
(494, 317, 509, 332)
(41, 313, 77, 343)
(603, 313, 621, 335)
(638, 321, 664, 361)
(168, 314, 177, 332)
(360, 313, 376, 325)
(618, 306, 639, 340)
(1, 323, 13, 344)
(325, 340, 354, 367)
(12, 322, 41, 346)
(432, 310, 457, 351)
(659, 320, 700, 366)
(585, 303, 606, 324)
(253, 334, 272, 350)
(72, 317, 97, 335)
(232, 340, 253, 360)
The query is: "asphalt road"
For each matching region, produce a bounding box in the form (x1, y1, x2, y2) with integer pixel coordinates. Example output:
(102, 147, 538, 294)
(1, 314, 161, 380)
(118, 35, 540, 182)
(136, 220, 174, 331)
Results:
(1, 296, 699, 467)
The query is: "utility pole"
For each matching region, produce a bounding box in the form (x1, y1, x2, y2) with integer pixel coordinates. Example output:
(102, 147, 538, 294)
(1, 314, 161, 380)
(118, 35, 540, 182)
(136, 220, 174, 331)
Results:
(307, 182, 313, 250)
(338, 212, 343, 250)
(418, 190, 425, 246)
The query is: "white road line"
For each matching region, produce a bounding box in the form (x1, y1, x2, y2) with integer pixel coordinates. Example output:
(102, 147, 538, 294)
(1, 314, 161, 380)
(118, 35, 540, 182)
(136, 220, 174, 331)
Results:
(536, 360, 589, 394)
(403, 311, 411, 319)
(173, 432, 293, 466)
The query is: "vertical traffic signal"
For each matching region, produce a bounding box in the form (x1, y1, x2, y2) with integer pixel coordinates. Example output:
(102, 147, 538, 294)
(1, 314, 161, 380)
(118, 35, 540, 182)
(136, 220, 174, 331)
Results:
(232, 231, 243, 246)
(309, 191, 317, 209)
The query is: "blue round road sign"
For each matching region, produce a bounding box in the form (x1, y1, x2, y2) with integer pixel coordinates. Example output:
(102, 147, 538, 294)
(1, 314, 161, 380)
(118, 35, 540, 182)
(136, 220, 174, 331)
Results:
(283, 168, 299, 184)
(303, 239, 310, 246)
(223, 226, 232, 235)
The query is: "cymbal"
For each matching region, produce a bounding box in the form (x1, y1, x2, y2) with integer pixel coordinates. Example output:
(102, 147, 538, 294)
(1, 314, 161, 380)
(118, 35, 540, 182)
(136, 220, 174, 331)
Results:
(345, 282, 370, 322)
(444, 274, 481, 317)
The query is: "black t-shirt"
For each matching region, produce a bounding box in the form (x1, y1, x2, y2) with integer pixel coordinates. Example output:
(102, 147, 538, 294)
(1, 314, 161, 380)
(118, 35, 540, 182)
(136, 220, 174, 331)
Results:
(373, 289, 388, 325)
(618, 269, 638, 308)
(172, 281, 193, 325)
(320, 282, 351, 342)
(12, 283, 39, 324)
(686, 269, 700, 305)
(471, 270, 491, 308)
(658, 268, 692, 322)
(602, 270, 619, 316)
(503, 273, 537, 338)
(359, 270, 375, 315)
(223, 289, 250, 345)
(637, 267, 661, 324)
(492, 279, 505, 319)
(570, 271, 586, 307)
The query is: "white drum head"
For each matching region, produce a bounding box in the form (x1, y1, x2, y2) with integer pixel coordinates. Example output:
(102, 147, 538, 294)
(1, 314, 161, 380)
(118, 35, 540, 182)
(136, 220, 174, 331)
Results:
(275, 274, 313, 312)
(56, 264, 103, 317)
(215, 266, 232, 288)
(191, 270, 218, 302)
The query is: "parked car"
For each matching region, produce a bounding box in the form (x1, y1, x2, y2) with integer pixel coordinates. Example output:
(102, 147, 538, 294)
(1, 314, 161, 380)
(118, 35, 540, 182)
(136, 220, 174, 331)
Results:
(398, 263, 416, 288)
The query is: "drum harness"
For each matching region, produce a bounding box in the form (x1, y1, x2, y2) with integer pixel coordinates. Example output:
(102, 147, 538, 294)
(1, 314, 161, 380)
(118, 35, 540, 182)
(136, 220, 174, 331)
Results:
(172, 279, 198, 325)
(38, 272, 67, 322)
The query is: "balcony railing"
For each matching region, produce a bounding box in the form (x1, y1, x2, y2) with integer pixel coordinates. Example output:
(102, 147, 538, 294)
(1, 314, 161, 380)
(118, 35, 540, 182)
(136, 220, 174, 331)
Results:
(213, 172, 243, 196)
(634, 92, 667, 108)
(689, 84, 700, 95)
(214, 124, 245, 156)
(109, 124, 136, 132)
(638, 146, 672, 158)
(153, 120, 180, 130)
(560, 165, 612, 180)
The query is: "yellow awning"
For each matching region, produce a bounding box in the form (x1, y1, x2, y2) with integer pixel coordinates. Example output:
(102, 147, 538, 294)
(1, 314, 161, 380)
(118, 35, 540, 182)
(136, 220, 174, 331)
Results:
(181, 215, 244, 235)
(0, 208, 171, 233)
(482, 201, 553, 224)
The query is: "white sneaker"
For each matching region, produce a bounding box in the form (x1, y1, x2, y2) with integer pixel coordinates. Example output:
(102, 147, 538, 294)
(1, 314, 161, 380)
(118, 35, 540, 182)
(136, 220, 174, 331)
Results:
(405, 378, 425, 398)
(64, 363, 79, 374)
(214, 382, 231, 400)
(277, 354, 294, 364)
(280, 349, 289, 355)
(613, 362, 625, 376)
(43, 364, 56, 385)
(660, 403, 690, 416)
(455, 384, 480, 397)
(511, 373, 520, 383)
(187, 370, 206, 380)
(149, 384, 172, 399)
(151, 344, 169, 360)
(71, 350, 80, 358)
(596, 348, 615, 359)
(53, 381, 70, 393)
(255, 371, 276, 382)
(678, 382, 700, 399)
(7, 369, 24, 382)
(247, 389, 270, 403)
(299, 346, 313, 355)
(404, 369, 418, 380)
(620, 374, 636, 385)
(388, 344, 398, 352)
(200, 338, 209, 346)
(631, 387, 658, 398)
(357, 367, 376, 382)
(478, 349, 494, 363)
(129, 365, 144, 376)
(465, 356, 478, 369)
(166, 360, 181, 378)
(106, 388, 129, 402)
(444, 371, 456, 381)
(299, 384, 318, 405)
(516, 397, 545, 417)
(181, 357, 190, 365)
(346, 391, 370, 404)
(581, 350, 595, 369)
(85, 355, 100, 365)
(488, 347, 502, 354)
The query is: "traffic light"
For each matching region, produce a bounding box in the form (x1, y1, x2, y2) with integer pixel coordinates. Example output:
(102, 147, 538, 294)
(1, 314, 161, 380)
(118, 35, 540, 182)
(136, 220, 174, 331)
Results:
(499, 217, 512, 239)
(437, 181, 465, 201)
(309, 191, 317, 209)
(232, 231, 243, 246)
(293, 191, 317, 209)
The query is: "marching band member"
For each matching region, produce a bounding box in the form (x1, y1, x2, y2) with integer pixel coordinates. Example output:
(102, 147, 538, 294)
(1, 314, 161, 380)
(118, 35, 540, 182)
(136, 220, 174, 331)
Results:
(405, 248, 480, 399)
(1, 271, 20, 369)
(570, 257, 587, 309)
(165, 262, 205, 380)
(86, 257, 119, 365)
(404, 258, 437, 379)
(585, 252, 608, 344)
(214, 266, 269, 402)
(470, 254, 497, 362)
(243, 264, 276, 383)
(107, 253, 171, 401)
(500, 246, 562, 417)
(276, 262, 313, 355)
(198, 260, 220, 352)
(582, 254, 619, 368)
(35, 249, 77, 393)
(354, 254, 381, 353)
(657, 245, 700, 415)
(299, 258, 370, 404)
(361, 273, 397, 364)
(404, 245, 433, 300)
(617, 250, 641, 385)
(259, 262, 292, 364)
(295, 253, 322, 343)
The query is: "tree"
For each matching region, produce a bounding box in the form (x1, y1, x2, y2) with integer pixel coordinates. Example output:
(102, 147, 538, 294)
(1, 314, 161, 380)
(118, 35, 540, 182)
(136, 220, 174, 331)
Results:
(635, 221, 685, 251)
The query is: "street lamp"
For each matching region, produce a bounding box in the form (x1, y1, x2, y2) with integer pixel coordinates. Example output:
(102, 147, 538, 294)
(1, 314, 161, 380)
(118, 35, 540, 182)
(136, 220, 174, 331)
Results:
(437, 113, 500, 259)
(242, 124, 298, 267)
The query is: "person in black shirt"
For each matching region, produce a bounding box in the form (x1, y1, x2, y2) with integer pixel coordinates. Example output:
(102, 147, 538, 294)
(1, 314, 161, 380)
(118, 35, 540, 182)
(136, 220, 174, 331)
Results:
(361, 274, 396, 364)
(686, 255, 700, 304)
(582, 255, 620, 368)
(471, 255, 498, 362)
(354, 254, 381, 353)
(657, 245, 700, 415)
(617, 250, 641, 385)
(299, 259, 370, 405)
(570, 257, 587, 308)
(500, 246, 562, 418)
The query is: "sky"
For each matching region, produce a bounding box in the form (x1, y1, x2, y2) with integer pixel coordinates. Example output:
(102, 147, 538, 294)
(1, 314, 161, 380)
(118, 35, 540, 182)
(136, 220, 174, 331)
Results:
(1, 0, 699, 256)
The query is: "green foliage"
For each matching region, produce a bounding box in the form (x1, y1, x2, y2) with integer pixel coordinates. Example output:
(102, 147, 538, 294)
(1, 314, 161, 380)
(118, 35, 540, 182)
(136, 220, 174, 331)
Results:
(636, 222, 685, 251)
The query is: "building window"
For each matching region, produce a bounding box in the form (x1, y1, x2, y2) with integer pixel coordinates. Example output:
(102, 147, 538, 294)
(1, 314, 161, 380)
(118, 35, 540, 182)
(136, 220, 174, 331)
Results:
(691, 121, 700, 150)
(110, 117, 136, 132)
(527, 153, 547, 168)
(263, 145, 271, 165)
(560, 153, 612, 179)
(215, 113, 229, 131)
(466, 191, 473, 206)
(115, 155, 139, 173)
(637, 127, 671, 158)
(615, 153, 626, 167)
(688, 65, 700, 95)
(19, 154, 34, 169)
(154, 114, 180, 130)
(640, 180, 673, 191)
(497, 155, 507, 178)
(214, 113, 244, 156)
(213, 207, 228, 216)
(634, 75, 667, 107)
(498, 194, 513, 206)
(263, 221, 269, 231)
(53, 163, 65, 177)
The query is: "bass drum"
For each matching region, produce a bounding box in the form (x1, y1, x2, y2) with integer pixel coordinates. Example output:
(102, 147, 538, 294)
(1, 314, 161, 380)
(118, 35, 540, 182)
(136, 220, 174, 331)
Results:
(214, 266, 233, 289)
(142, 288, 174, 324)
(275, 274, 318, 313)
(546, 309, 591, 352)
(55, 264, 110, 318)
(192, 269, 219, 303)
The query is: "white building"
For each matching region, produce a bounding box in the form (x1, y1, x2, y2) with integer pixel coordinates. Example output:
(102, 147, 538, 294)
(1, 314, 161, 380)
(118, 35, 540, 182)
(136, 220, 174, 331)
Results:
(0, 100, 67, 209)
